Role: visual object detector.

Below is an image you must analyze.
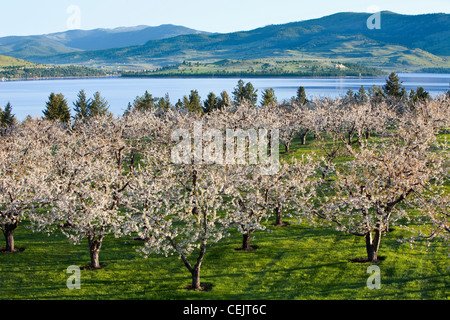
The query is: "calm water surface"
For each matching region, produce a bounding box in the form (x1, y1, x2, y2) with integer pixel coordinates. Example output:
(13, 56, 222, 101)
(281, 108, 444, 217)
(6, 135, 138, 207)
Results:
(1, 73, 449, 120)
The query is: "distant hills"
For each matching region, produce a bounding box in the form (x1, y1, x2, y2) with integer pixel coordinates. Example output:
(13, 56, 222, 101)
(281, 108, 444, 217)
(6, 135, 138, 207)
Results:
(1, 12, 450, 73)
(0, 24, 210, 60)
(0, 55, 107, 80)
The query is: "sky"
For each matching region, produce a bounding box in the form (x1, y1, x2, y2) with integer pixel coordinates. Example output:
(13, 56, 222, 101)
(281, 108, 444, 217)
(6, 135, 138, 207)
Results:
(0, 0, 449, 37)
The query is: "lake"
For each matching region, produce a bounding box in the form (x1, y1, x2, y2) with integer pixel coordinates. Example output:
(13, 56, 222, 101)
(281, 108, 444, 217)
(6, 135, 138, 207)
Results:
(1, 73, 449, 120)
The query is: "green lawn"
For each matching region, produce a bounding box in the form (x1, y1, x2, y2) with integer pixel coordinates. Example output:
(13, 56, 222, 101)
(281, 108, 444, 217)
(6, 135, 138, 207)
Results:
(0, 134, 448, 300)
(0, 218, 448, 300)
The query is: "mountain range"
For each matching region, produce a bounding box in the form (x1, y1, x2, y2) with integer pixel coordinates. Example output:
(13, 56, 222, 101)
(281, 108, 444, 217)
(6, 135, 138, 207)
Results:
(1, 11, 449, 73)
(0, 24, 209, 60)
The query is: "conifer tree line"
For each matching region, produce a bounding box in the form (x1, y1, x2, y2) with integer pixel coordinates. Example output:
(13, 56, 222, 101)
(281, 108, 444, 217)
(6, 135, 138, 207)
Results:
(0, 73, 448, 291)
(30, 72, 445, 124)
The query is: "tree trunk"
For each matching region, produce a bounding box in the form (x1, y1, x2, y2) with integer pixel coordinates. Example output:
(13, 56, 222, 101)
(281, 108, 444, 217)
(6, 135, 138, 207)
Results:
(300, 131, 308, 145)
(365, 228, 381, 262)
(321, 166, 328, 180)
(191, 267, 201, 290)
(284, 141, 290, 154)
(274, 204, 284, 226)
(2, 222, 18, 252)
(242, 231, 253, 250)
(87, 235, 103, 269)
(191, 238, 206, 290)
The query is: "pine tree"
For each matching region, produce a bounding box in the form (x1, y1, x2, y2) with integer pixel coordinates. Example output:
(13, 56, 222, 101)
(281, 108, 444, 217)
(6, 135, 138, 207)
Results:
(0, 102, 16, 128)
(344, 89, 356, 104)
(355, 86, 369, 105)
(203, 92, 218, 114)
(133, 91, 158, 113)
(368, 85, 385, 104)
(182, 95, 190, 110)
(157, 93, 172, 110)
(383, 72, 403, 99)
(217, 91, 232, 109)
(409, 87, 430, 106)
(187, 90, 203, 114)
(296, 86, 307, 105)
(261, 88, 277, 107)
(73, 90, 91, 121)
(89, 91, 111, 118)
(232, 80, 258, 107)
(416, 87, 430, 101)
(43, 93, 71, 124)
(175, 99, 184, 109)
(244, 82, 258, 107)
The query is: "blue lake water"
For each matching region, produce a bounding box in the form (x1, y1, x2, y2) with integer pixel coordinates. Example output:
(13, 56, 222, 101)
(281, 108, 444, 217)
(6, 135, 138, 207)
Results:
(1, 73, 449, 120)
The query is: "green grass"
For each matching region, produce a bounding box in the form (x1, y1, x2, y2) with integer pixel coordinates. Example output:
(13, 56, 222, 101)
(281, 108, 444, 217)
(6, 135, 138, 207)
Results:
(121, 59, 383, 78)
(1, 218, 448, 300)
(0, 55, 36, 68)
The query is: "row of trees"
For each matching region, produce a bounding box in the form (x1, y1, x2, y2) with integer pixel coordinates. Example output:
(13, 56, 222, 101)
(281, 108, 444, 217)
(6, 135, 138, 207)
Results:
(41, 90, 112, 124)
(1, 87, 448, 290)
(39, 72, 443, 124)
(0, 65, 106, 80)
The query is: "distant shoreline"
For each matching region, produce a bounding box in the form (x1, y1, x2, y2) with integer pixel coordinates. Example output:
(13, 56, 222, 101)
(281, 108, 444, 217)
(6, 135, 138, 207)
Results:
(0, 75, 119, 83)
(120, 73, 388, 79)
(1, 74, 387, 82)
(2, 71, 450, 83)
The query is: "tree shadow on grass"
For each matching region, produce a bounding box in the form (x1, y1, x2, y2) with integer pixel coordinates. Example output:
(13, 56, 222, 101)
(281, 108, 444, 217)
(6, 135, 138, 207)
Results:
(0, 247, 25, 253)
(350, 256, 387, 263)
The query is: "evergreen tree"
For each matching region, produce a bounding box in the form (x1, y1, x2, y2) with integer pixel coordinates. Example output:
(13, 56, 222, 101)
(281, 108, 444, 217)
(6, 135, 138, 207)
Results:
(186, 90, 203, 114)
(401, 87, 407, 101)
(261, 88, 277, 107)
(217, 91, 232, 109)
(383, 72, 404, 99)
(134, 91, 158, 112)
(343, 88, 356, 104)
(175, 99, 184, 109)
(368, 85, 385, 104)
(124, 102, 134, 117)
(296, 86, 308, 105)
(244, 82, 258, 107)
(182, 95, 190, 110)
(355, 86, 369, 105)
(73, 90, 91, 121)
(0, 102, 16, 128)
(89, 91, 111, 118)
(203, 92, 218, 114)
(157, 93, 172, 110)
(43, 92, 71, 124)
(409, 87, 430, 105)
(232, 80, 246, 105)
(232, 80, 258, 107)
(416, 87, 430, 101)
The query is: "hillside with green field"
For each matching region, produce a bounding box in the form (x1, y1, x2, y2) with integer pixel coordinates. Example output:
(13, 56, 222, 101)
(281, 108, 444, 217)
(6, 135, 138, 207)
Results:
(122, 59, 384, 77)
(0, 55, 108, 80)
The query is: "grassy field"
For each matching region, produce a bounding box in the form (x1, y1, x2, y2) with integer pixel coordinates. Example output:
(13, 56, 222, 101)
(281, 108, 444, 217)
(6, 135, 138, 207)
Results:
(121, 59, 384, 78)
(0, 55, 37, 68)
(0, 135, 448, 300)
